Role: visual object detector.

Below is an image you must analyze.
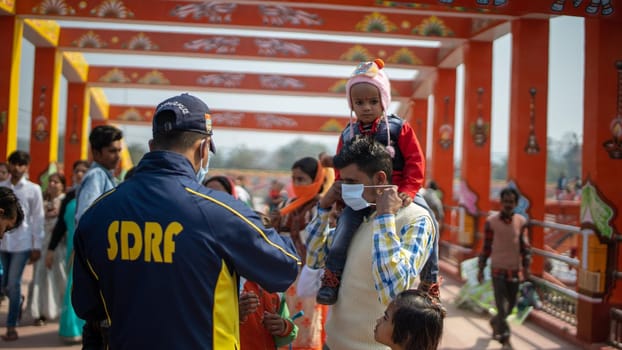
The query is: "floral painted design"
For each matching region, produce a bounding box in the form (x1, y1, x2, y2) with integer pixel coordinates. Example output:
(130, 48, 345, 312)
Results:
(458, 180, 479, 216)
(524, 88, 540, 155)
(552, 0, 614, 16)
(438, 124, 453, 149)
(125, 33, 159, 50)
(170, 2, 237, 23)
(259, 5, 323, 26)
(73, 31, 107, 48)
(116, 108, 144, 122)
(355, 12, 397, 32)
(412, 16, 454, 37)
(386, 48, 422, 65)
(184, 37, 240, 53)
(99, 68, 131, 83)
(32, 0, 75, 15)
(211, 112, 244, 126)
(471, 87, 489, 146)
(196, 73, 245, 87)
(340, 45, 372, 62)
(604, 115, 622, 159)
(603, 60, 622, 159)
(256, 114, 298, 128)
(581, 180, 615, 240)
(320, 119, 347, 132)
(137, 71, 170, 85)
(329, 80, 347, 94)
(255, 39, 307, 56)
(260, 75, 305, 89)
(90, 0, 134, 18)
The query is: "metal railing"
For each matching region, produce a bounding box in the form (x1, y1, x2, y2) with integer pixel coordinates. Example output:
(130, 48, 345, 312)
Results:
(530, 275, 578, 325)
(440, 206, 583, 326)
(519, 220, 581, 326)
(439, 205, 482, 263)
(610, 308, 622, 348)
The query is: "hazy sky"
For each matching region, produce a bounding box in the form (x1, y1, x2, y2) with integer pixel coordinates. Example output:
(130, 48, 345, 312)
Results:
(17, 16, 584, 163)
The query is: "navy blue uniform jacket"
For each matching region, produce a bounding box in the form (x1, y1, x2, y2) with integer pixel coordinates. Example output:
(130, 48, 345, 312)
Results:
(72, 151, 301, 349)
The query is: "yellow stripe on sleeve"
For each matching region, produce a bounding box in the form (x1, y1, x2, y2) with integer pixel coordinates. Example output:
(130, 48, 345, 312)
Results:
(185, 188, 301, 265)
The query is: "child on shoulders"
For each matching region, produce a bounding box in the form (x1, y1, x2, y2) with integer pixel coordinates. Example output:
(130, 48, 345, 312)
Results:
(317, 58, 431, 305)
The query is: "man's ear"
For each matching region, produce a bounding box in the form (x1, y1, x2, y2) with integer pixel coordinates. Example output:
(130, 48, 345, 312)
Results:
(148, 139, 154, 151)
(195, 138, 206, 162)
(374, 171, 388, 185)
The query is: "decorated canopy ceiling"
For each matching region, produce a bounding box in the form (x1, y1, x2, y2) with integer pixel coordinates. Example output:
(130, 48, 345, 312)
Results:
(1, 0, 618, 134)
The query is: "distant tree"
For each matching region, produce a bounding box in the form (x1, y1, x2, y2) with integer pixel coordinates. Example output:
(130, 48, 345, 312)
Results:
(209, 149, 227, 169)
(225, 145, 268, 169)
(561, 132, 581, 178)
(491, 157, 508, 181)
(271, 138, 330, 170)
(546, 132, 581, 182)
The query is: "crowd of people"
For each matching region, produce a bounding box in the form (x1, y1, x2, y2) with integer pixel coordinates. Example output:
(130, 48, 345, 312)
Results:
(0, 58, 538, 350)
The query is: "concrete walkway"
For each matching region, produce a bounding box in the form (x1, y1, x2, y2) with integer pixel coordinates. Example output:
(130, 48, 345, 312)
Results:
(0, 264, 586, 349)
(439, 275, 582, 349)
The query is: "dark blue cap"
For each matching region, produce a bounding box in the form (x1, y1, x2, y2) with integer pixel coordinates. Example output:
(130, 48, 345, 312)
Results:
(152, 93, 215, 153)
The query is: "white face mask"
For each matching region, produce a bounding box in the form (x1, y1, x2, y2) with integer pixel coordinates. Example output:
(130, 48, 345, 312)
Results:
(195, 140, 211, 183)
(341, 183, 393, 211)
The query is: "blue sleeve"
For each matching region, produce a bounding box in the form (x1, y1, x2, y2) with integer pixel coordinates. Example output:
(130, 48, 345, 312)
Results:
(72, 219, 108, 323)
(216, 204, 301, 293)
(75, 172, 105, 222)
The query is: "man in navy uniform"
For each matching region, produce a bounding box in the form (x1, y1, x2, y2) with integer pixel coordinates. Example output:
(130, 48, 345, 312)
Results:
(72, 93, 300, 349)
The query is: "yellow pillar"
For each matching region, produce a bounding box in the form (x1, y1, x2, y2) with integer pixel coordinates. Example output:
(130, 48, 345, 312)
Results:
(0, 16, 23, 158)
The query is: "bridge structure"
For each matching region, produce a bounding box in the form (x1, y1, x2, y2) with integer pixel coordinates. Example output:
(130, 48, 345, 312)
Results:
(0, 0, 621, 346)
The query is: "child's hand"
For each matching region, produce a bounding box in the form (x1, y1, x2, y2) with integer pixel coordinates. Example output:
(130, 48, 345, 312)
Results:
(239, 292, 259, 322)
(262, 312, 287, 336)
(398, 192, 412, 207)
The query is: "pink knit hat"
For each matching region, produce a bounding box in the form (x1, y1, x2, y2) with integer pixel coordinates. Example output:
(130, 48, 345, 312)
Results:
(346, 58, 391, 111)
(345, 58, 395, 157)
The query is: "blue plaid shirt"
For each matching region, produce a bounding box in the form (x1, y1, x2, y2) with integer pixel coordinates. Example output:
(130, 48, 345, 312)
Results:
(306, 205, 435, 305)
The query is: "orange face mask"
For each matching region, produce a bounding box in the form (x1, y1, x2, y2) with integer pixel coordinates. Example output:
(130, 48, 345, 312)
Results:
(292, 182, 320, 199)
(280, 161, 325, 216)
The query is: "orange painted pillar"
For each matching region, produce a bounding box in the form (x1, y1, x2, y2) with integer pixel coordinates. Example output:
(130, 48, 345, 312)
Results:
(410, 98, 429, 157)
(0, 16, 23, 159)
(430, 68, 456, 207)
(29, 47, 62, 185)
(506, 19, 548, 276)
(461, 41, 493, 250)
(64, 82, 89, 187)
(575, 18, 622, 344)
